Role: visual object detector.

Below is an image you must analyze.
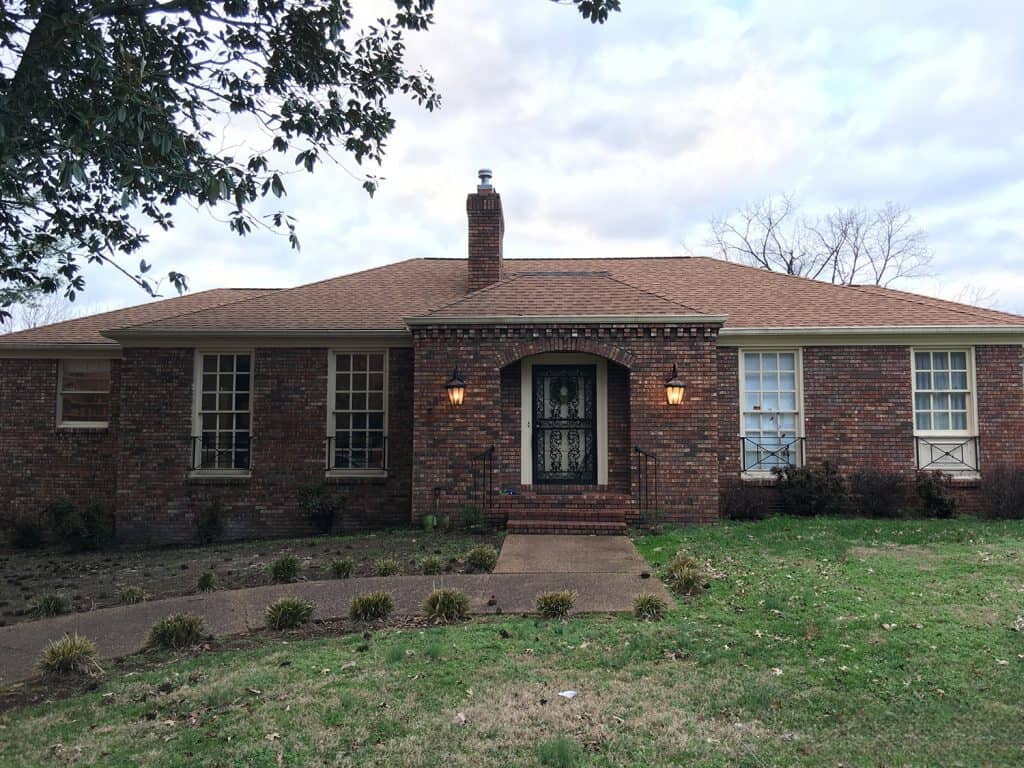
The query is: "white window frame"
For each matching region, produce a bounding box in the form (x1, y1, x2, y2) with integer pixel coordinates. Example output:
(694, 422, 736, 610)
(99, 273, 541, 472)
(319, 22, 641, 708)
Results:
(57, 358, 112, 429)
(911, 347, 979, 474)
(326, 349, 389, 478)
(738, 348, 804, 477)
(191, 349, 254, 477)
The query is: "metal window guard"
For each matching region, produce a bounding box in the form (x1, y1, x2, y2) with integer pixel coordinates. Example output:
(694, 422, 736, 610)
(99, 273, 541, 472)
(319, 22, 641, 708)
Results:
(470, 446, 495, 515)
(190, 434, 253, 471)
(740, 436, 804, 472)
(915, 436, 980, 472)
(325, 434, 389, 471)
(634, 446, 659, 525)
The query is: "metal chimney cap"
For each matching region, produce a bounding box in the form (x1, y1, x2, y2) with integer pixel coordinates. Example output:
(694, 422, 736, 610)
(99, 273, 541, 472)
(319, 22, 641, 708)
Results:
(477, 168, 493, 189)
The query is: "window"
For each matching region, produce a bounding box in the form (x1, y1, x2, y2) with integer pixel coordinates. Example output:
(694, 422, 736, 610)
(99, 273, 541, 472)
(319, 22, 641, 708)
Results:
(58, 359, 111, 426)
(329, 351, 387, 472)
(194, 352, 252, 471)
(740, 350, 802, 472)
(912, 349, 977, 472)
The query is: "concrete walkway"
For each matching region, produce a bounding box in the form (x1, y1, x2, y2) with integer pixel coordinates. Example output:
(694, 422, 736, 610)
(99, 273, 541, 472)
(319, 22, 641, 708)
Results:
(0, 536, 668, 686)
(495, 534, 652, 574)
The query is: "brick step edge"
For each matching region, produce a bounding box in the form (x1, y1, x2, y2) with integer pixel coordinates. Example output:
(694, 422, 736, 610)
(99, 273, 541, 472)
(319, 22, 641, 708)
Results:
(507, 520, 628, 535)
(504, 509, 630, 521)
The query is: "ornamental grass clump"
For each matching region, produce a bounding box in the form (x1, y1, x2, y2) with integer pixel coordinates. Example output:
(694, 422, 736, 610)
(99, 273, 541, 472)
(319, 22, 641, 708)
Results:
(197, 570, 218, 592)
(37, 634, 101, 677)
(265, 597, 315, 630)
(663, 552, 705, 597)
(536, 590, 575, 619)
(270, 554, 301, 583)
(419, 555, 445, 575)
(374, 557, 399, 577)
(329, 557, 354, 579)
(423, 588, 469, 624)
(32, 593, 71, 617)
(119, 586, 147, 604)
(633, 593, 668, 621)
(146, 613, 207, 651)
(465, 544, 498, 573)
(349, 591, 394, 622)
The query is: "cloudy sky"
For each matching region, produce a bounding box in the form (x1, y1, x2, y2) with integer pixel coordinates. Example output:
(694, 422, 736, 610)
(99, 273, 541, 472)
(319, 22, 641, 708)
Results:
(70, 0, 1024, 317)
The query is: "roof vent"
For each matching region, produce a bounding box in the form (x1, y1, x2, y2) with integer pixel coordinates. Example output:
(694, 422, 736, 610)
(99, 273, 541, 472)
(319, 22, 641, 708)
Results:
(477, 168, 493, 191)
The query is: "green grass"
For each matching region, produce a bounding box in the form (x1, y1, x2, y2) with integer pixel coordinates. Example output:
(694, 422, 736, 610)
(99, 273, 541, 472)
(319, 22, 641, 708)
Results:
(2, 517, 1022, 767)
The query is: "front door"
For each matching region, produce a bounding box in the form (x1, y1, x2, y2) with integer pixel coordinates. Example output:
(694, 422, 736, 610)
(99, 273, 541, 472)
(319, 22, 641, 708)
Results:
(532, 365, 597, 484)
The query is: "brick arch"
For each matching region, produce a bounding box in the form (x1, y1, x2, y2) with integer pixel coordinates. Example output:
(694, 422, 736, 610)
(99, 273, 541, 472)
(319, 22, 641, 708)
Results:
(496, 338, 633, 370)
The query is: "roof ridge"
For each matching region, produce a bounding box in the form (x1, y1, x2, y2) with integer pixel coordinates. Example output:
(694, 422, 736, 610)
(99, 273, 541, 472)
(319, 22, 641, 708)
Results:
(600, 273, 705, 314)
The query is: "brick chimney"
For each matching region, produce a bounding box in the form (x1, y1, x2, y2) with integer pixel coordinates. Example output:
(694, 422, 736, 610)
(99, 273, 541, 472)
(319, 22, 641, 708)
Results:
(467, 168, 504, 292)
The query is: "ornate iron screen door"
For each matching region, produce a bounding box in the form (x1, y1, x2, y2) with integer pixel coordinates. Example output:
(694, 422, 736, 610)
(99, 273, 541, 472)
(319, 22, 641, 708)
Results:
(532, 365, 597, 484)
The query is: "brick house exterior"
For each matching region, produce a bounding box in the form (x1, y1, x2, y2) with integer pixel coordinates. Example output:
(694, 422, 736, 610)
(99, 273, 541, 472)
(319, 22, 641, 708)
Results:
(3, 173, 1024, 545)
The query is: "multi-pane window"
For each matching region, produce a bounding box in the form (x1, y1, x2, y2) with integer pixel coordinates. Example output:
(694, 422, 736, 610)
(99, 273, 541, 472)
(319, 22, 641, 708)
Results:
(331, 352, 387, 471)
(59, 359, 111, 426)
(913, 350, 971, 432)
(195, 353, 251, 471)
(741, 351, 801, 472)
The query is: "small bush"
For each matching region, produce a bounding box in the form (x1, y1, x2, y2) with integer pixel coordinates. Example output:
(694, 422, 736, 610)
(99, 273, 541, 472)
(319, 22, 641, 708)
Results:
(349, 591, 394, 622)
(774, 461, 850, 517)
(298, 483, 341, 535)
(11, 514, 46, 550)
(146, 613, 207, 650)
(720, 481, 771, 521)
(915, 471, 958, 518)
(270, 555, 301, 583)
(438, 514, 451, 531)
(423, 588, 469, 623)
(33, 593, 71, 617)
(536, 737, 580, 768)
(663, 552, 704, 597)
(419, 555, 445, 575)
(197, 571, 218, 592)
(196, 499, 225, 544)
(465, 544, 498, 573)
(850, 468, 910, 518)
(48, 499, 115, 552)
(458, 503, 483, 531)
(633, 593, 668, 621)
(374, 557, 399, 576)
(536, 590, 575, 619)
(979, 464, 1024, 520)
(37, 633, 100, 676)
(422, 514, 436, 533)
(329, 557, 354, 579)
(119, 586, 147, 605)
(265, 597, 315, 630)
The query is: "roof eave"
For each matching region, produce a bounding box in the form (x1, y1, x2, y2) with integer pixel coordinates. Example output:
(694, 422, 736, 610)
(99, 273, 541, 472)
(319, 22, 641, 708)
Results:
(405, 313, 729, 327)
(718, 324, 1024, 347)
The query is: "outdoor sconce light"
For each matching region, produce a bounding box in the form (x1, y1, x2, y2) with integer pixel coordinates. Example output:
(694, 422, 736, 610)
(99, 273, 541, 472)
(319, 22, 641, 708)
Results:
(665, 363, 686, 405)
(446, 366, 466, 406)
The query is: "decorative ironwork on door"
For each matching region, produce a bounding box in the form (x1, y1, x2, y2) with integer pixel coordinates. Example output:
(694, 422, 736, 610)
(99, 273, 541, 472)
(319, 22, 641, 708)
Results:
(532, 365, 597, 484)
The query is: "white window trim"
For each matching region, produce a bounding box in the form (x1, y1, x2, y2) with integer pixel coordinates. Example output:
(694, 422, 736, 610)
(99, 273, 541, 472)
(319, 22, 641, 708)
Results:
(738, 348, 805, 479)
(190, 348, 254, 478)
(57, 359, 111, 429)
(326, 349, 389, 479)
(910, 346, 979, 476)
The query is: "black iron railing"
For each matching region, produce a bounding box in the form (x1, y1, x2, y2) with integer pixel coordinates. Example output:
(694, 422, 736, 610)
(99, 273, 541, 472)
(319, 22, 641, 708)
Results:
(740, 436, 804, 473)
(470, 445, 495, 515)
(190, 434, 253, 472)
(325, 434, 388, 471)
(915, 435, 980, 472)
(634, 446, 659, 525)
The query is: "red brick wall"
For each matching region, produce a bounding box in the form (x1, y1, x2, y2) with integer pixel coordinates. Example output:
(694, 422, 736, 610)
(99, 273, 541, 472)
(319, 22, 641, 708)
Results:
(467, 190, 503, 292)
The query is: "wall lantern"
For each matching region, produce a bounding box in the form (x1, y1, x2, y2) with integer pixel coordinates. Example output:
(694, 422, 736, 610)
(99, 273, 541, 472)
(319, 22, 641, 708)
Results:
(446, 366, 466, 406)
(665, 363, 686, 405)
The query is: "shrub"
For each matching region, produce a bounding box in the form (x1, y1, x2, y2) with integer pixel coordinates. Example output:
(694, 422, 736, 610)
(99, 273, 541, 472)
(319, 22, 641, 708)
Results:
(536, 737, 580, 768)
(11, 514, 46, 549)
(633, 593, 668, 621)
(421, 514, 436, 533)
(197, 571, 218, 592)
(438, 514, 451, 531)
(720, 481, 772, 521)
(465, 544, 498, 573)
(849, 468, 910, 518)
(773, 461, 850, 517)
(329, 557, 354, 579)
(419, 555, 445, 575)
(270, 555, 301, 583)
(265, 597, 315, 630)
(458, 503, 483, 531)
(374, 557, 399, 576)
(536, 590, 575, 619)
(196, 499, 225, 544)
(33, 593, 71, 617)
(146, 613, 207, 650)
(298, 483, 341, 535)
(349, 591, 394, 621)
(423, 588, 469, 623)
(979, 464, 1024, 520)
(37, 633, 100, 676)
(119, 586, 147, 604)
(663, 552, 704, 597)
(48, 499, 115, 552)
(915, 471, 958, 519)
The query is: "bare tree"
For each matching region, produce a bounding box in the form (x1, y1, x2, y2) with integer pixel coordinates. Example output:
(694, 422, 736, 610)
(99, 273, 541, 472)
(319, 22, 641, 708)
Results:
(0, 291, 77, 333)
(709, 196, 932, 287)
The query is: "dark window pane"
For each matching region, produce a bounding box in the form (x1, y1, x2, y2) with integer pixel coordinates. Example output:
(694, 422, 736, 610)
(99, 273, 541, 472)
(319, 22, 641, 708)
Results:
(235, 373, 250, 393)
(61, 392, 108, 422)
(219, 354, 235, 372)
(236, 355, 251, 373)
(203, 355, 217, 373)
(336, 354, 351, 372)
(353, 355, 367, 372)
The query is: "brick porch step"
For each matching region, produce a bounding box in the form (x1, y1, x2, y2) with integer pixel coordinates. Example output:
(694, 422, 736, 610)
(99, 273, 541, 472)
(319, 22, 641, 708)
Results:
(502, 507, 630, 522)
(506, 519, 628, 535)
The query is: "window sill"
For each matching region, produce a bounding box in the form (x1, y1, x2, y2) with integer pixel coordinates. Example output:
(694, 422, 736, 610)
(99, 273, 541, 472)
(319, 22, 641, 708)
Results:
(326, 469, 388, 483)
(57, 422, 109, 431)
(740, 471, 783, 486)
(187, 470, 252, 484)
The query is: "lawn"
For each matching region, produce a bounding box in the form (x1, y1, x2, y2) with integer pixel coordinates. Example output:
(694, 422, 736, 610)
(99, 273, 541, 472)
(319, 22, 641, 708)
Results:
(2, 517, 1022, 767)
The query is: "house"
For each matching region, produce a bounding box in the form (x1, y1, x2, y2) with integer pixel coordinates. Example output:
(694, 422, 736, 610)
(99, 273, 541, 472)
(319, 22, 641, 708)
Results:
(3, 171, 1024, 544)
